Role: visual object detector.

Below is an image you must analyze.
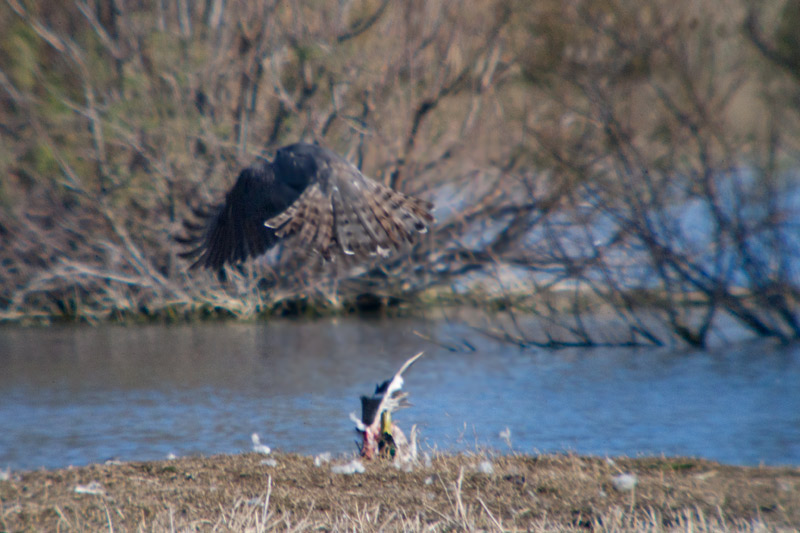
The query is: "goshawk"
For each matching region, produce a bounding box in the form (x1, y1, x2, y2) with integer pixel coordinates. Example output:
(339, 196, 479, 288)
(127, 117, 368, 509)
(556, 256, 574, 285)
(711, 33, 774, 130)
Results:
(178, 143, 434, 278)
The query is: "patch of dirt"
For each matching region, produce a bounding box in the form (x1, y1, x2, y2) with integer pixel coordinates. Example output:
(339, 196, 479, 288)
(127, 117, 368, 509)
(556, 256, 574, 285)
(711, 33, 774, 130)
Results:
(1, 453, 798, 531)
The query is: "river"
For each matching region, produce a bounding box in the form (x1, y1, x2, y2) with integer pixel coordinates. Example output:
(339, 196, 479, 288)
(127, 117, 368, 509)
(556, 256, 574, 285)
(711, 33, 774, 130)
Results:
(1, 317, 798, 470)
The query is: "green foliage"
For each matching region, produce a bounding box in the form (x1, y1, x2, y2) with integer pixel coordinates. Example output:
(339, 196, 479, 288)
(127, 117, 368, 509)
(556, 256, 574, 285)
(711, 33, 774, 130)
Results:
(1, 19, 39, 92)
(24, 141, 58, 178)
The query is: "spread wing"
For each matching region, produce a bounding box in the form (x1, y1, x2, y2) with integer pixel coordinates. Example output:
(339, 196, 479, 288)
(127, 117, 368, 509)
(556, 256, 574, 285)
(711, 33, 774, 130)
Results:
(176, 160, 306, 278)
(265, 145, 434, 261)
(177, 143, 434, 279)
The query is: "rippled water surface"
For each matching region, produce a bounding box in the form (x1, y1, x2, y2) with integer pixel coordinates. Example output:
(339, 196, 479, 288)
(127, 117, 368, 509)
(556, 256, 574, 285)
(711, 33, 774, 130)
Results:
(1, 318, 798, 470)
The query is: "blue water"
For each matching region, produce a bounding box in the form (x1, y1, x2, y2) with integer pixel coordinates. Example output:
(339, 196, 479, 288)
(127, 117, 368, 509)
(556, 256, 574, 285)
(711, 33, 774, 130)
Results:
(0, 318, 798, 470)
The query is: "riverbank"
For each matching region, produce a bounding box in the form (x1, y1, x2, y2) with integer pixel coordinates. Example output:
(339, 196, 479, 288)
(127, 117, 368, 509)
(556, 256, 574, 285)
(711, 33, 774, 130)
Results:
(1, 452, 797, 532)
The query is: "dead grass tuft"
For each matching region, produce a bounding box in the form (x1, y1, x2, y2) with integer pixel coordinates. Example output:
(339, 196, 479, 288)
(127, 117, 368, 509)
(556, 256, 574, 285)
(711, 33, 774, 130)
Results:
(1, 452, 797, 532)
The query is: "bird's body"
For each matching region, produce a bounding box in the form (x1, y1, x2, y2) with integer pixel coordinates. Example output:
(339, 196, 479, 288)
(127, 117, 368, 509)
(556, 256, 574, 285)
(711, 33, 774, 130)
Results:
(351, 351, 424, 459)
(178, 143, 433, 278)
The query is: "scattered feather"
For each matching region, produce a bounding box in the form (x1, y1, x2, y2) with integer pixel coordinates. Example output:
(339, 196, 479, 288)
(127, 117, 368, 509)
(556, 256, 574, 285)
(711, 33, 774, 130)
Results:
(314, 452, 332, 467)
(612, 473, 638, 492)
(251, 433, 271, 455)
(74, 481, 105, 496)
(423, 453, 433, 468)
(476, 460, 494, 475)
(331, 459, 365, 475)
(499, 427, 512, 448)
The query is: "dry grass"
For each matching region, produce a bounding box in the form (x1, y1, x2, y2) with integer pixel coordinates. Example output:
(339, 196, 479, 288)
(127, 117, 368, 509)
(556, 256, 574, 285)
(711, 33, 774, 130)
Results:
(1, 452, 798, 532)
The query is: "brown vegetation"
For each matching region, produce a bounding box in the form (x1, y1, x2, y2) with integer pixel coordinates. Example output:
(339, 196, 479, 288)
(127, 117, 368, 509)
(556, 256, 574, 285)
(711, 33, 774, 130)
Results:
(2, 452, 798, 532)
(0, 0, 799, 346)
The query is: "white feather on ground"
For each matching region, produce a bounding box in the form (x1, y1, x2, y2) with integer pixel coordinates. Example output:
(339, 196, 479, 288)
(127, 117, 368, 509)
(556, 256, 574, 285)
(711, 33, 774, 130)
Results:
(251, 433, 271, 455)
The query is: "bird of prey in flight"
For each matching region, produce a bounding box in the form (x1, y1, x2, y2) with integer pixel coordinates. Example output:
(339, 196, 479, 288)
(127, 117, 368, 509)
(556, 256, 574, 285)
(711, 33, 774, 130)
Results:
(177, 143, 434, 279)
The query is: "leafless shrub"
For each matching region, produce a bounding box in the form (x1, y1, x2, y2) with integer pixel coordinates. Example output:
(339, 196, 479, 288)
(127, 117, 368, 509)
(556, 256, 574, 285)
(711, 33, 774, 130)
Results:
(0, 0, 798, 346)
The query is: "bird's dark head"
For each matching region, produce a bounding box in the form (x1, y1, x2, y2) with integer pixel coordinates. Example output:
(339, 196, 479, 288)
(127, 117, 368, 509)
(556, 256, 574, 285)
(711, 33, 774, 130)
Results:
(273, 143, 338, 188)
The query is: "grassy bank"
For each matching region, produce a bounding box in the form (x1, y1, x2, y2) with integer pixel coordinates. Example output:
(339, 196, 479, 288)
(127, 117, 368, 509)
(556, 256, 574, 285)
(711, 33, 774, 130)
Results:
(1, 452, 798, 532)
